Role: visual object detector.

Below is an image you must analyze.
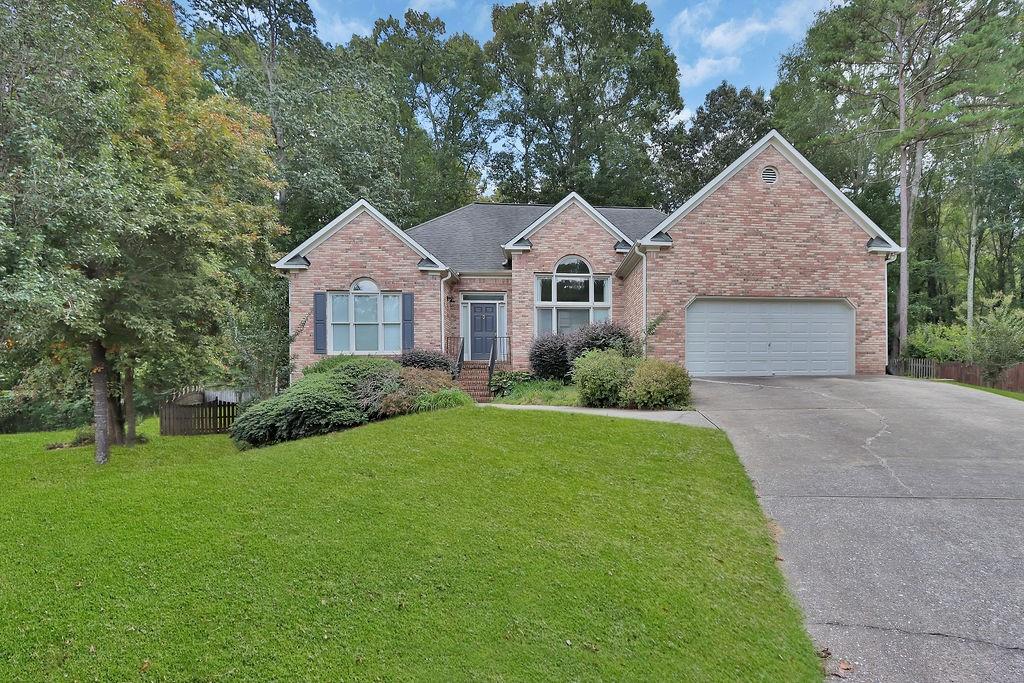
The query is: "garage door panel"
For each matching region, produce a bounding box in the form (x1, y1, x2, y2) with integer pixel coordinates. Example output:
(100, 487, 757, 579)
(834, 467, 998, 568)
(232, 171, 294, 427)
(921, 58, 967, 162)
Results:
(685, 299, 854, 377)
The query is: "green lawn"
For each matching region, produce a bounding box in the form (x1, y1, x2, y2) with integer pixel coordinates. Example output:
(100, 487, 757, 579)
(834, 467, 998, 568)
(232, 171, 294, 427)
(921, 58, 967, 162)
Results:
(0, 410, 818, 681)
(492, 379, 580, 406)
(950, 381, 1024, 402)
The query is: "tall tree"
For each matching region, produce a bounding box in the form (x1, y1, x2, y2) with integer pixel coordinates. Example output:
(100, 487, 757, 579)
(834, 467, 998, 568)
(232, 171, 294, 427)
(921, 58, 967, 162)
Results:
(662, 82, 774, 205)
(0, 0, 281, 462)
(363, 11, 497, 225)
(486, 0, 683, 206)
(777, 0, 1024, 355)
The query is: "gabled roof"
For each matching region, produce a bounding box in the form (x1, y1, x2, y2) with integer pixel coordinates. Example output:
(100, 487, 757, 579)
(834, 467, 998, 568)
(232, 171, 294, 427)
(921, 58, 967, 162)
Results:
(406, 201, 666, 272)
(638, 130, 903, 253)
(273, 199, 447, 271)
(502, 192, 632, 253)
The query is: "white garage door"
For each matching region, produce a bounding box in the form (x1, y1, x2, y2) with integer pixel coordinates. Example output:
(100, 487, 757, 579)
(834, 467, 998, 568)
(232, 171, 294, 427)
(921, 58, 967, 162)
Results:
(685, 298, 855, 377)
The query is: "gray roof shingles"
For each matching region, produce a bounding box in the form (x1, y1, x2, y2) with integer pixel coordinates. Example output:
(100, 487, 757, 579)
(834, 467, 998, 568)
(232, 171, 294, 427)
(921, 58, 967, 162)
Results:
(406, 202, 667, 272)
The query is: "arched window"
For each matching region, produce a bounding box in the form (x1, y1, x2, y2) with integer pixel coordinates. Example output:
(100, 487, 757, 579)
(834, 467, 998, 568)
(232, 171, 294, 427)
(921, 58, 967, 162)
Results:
(328, 278, 401, 354)
(535, 256, 611, 336)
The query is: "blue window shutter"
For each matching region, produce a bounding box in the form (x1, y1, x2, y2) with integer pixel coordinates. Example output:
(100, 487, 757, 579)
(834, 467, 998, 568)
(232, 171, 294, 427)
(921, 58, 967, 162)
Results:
(313, 292, 327, 354)
(402, 292, 414, 351)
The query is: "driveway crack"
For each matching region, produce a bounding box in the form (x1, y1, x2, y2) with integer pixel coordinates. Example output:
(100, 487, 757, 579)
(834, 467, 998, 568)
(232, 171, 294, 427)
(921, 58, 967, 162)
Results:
(695, 378, 914, 495)
(811, 620, 1024, 654)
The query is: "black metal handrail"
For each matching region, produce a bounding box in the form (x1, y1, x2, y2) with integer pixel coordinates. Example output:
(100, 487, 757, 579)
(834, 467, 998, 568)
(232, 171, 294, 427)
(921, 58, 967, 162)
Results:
(446, 336, 465, 378)
(487, 336, 512, 389)
(487, 336, 498, 388)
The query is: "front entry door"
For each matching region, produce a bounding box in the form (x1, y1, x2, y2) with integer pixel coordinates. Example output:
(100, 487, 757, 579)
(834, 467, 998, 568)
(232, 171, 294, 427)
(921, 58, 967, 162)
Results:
(470, 303, 497, 360)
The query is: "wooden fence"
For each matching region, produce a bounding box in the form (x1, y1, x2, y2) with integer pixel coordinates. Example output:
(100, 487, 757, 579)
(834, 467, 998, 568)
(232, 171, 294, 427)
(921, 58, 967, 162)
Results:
(893, 358, 1024, 393)
(159, 399, 239, 436)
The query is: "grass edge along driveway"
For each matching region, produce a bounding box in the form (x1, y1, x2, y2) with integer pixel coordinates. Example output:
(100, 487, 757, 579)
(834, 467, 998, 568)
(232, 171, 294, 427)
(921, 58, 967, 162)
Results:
(0, 408, 819, 681)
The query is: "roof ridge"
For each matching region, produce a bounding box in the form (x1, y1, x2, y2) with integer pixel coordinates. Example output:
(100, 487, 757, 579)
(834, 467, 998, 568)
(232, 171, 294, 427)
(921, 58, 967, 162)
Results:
(470, 200, 661, 211)
(407, 202, 478, 233)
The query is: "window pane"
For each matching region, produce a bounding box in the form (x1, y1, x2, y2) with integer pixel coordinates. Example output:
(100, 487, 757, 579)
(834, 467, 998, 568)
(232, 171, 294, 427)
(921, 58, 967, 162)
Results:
(383, 324, 401, 352)
(537, 308, 553, 336)
(593, 308, 610, 322)
(355, 324, 378, 351)
(537, 277, 552, 302)
(555, 256, 590, 274)
(593, 278, 608, 303)
(556, 277, 589, 302)
(331, 294, 349, 323)
(383, 294, 401, 323)
(352, 278, 379, 292)
(557, 308, 590, 334)
(331, 324, 350, 352)
(354, 295, 378, 323)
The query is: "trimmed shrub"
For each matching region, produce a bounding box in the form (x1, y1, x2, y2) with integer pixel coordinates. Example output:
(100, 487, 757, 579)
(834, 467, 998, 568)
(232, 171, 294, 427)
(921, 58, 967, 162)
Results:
(378, 367, 456, 417)
(399, 349, 455, 375)
(230, 371, 366, 448)
(303, 355, 401, 377)
(621, 359, 692, 409)
(572, 349, 637, 408)
(565, 322, 640, 362)
(489, 370, 534, 397)
(413, 387, 474, 412)
(529, 334, 571, 380)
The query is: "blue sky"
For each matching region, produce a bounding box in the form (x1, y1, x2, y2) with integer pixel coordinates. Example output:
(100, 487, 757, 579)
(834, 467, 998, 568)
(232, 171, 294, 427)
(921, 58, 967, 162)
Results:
(310, 0, 829, 120)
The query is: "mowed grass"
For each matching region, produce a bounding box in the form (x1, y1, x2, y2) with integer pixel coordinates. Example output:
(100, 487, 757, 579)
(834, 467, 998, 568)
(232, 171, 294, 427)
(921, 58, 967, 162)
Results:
(950, 381, 1024, 403)
(0, 409, 819, 681)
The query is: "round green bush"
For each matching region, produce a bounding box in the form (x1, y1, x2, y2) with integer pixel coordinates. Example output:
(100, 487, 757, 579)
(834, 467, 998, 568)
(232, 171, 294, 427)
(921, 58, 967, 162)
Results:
(399, 349, 455, 375)
(565, 322, 640, 362)
(231, 371, 366, 448)
(488, 370, 534, 397)
(529, 334, 571, 380)
(620, 358, 691, 409)
(571, 348, 636, 408)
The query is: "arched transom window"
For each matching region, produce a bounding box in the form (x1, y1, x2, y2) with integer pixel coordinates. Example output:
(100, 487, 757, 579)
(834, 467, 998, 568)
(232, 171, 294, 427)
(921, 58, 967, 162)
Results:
(328, 278, 402, 353)
(535, 256, 611, 336)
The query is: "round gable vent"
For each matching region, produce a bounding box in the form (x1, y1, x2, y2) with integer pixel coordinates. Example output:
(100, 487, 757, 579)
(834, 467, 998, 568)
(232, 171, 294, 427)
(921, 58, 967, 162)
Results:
(761, 166, 779, 184)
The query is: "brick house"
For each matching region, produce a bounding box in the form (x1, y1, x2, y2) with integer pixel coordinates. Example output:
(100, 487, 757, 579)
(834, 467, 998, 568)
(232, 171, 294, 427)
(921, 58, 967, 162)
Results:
(275, 131, 902, 384)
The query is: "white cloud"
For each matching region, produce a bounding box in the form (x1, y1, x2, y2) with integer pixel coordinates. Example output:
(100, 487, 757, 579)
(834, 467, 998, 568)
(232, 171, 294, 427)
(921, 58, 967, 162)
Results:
(409, 0, 457, 11)
(668, 1, 717, 52)
(678, 56, 739, 87)
(700, 0, 826, 54)
(318, 16, 370, 45)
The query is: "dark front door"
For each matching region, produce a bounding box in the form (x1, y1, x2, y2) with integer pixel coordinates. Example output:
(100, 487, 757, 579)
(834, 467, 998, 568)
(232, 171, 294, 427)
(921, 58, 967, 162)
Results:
(470, 303, 497, 360)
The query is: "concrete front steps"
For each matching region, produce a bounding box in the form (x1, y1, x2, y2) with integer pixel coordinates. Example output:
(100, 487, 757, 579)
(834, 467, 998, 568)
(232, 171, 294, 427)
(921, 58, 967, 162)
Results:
(455, 361, 512, 403)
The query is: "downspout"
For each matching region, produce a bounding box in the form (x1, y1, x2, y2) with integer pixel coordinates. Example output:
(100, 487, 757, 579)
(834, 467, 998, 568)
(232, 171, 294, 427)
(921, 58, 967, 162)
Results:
(440, 270, 454, 353)
(641, 248, 648, 355)
(884, 252, 898, 372)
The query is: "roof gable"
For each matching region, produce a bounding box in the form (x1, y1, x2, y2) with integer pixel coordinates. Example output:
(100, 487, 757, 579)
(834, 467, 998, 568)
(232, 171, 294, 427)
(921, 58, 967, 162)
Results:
(639, 130, 902, 253)
(273, 200, 446, 271)
(501, 193, 631, 252)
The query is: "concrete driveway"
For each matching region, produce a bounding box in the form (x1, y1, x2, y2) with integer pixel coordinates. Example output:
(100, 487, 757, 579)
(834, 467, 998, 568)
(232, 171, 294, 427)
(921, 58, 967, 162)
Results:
(694, 376, 1024, 682)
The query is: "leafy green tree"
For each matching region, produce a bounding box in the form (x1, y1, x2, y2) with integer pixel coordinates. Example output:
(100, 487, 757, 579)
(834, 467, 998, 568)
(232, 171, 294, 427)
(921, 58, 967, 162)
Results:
(773, 0, 1024, 355)
(363, 11, 497, 225)
(661, 82, 774, 206)
(486, 0, 683, 205)
(0, 0, 281, 462)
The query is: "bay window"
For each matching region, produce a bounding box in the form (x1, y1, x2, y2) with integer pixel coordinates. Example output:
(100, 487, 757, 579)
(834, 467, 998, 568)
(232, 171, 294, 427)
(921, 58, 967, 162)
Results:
(329, 278, 402, 354)
(535, 256, 611, 336)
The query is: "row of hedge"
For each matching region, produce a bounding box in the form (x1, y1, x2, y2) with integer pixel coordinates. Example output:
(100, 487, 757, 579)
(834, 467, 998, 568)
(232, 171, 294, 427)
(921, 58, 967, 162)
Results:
(495, 322, 692, 410)
(231, 352, 470, 448)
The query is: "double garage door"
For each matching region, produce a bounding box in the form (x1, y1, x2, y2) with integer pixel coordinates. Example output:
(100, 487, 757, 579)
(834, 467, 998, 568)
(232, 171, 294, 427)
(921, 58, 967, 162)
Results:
(685, 298, 855, 377)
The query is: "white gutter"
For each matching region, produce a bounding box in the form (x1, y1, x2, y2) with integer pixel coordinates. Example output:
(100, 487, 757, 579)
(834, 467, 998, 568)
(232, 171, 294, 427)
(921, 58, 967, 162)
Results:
(439, 271, 454, 352)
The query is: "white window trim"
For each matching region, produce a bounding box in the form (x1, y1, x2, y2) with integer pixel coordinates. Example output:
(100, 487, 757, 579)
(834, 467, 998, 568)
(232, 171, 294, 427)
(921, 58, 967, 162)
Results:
(327, 289, 403, 355)
(533, 266, 612, 337)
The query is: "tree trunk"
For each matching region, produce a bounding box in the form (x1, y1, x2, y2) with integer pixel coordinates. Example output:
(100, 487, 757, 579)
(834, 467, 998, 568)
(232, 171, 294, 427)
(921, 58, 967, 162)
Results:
(124, 364, 136, 447)
(107, 366, 125, 445)
(967, 201, 978, 326)
(89, 340, 110, 465)
(895, 34, 910, 357)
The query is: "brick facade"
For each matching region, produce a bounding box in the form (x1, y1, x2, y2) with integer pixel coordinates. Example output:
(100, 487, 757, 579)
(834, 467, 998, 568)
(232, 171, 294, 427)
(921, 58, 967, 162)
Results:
(508, 204, 627, 370)
(287, 211, 442, 380)
(286, 143, 891, 380)
(642, 146, 889, 374)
